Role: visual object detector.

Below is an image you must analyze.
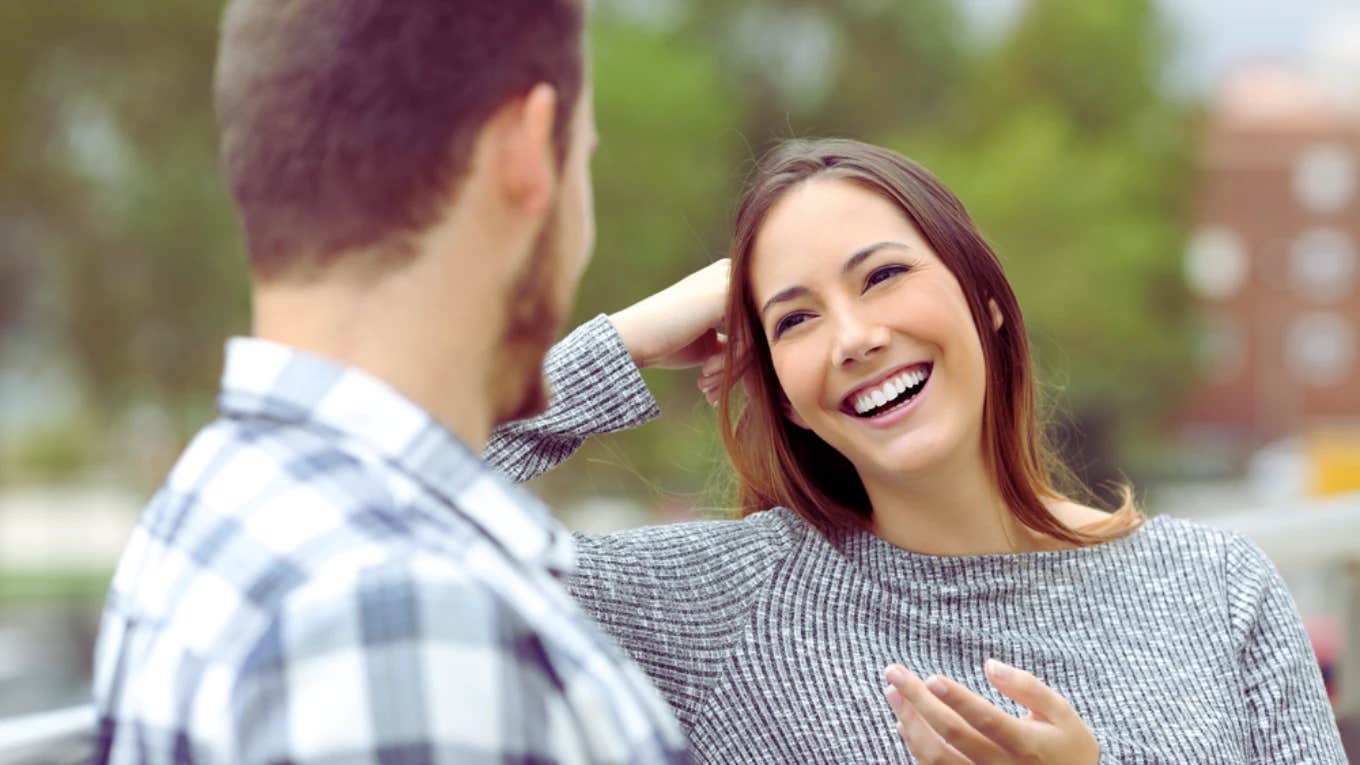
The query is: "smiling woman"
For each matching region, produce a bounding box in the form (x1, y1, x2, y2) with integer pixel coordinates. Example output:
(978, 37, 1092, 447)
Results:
(720, 140, 1140, 552)
(485, 139, 1347, 763)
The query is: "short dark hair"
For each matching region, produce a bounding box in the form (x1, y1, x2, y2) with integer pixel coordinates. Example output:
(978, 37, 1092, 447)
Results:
(216, 0, 585, 276)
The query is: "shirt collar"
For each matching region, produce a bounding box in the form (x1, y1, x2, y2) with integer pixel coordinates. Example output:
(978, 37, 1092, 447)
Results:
(217, 336, 576, 575)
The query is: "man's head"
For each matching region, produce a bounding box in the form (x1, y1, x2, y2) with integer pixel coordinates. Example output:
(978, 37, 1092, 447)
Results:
(216, 0, 595, 428)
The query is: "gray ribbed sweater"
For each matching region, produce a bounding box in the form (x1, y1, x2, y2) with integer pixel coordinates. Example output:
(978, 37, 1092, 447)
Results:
(486, 316, 1346, 764)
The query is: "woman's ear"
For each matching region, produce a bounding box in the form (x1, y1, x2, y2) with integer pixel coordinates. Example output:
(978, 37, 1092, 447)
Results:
(988, 298, 1004, 332)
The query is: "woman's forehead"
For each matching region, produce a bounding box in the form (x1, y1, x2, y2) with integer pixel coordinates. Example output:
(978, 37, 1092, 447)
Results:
(748, 181, 929, 297)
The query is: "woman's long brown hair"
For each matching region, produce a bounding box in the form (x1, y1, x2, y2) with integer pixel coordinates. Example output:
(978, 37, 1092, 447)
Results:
(717, 138, 1141, 546)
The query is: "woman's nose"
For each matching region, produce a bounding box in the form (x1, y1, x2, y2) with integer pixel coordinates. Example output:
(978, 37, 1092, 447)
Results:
(831, 312, 889, 367)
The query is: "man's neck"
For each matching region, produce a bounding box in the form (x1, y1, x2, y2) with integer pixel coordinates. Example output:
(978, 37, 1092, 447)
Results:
(251, 258, 502, 451)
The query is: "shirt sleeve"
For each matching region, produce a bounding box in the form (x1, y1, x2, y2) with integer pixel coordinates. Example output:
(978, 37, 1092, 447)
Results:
(1225, 533, 1347, 764)
(483, 314, 660, 483)
(228, 561, 592, 764)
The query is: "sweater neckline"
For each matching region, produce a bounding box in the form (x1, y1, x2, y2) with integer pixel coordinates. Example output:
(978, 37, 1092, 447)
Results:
(823, 513, 1166, 592)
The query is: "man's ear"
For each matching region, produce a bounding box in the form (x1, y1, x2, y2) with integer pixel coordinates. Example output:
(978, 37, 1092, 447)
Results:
(488, 83, 558, 218)
(988, 298, 1004, 332)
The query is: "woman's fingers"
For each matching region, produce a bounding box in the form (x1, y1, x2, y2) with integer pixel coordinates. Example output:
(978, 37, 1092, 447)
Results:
(890, 690, 972, 765)
(923, 672, 1029, 757)
(697, 346, 724, 405)
(698, 378, 720, 406)
(701, 346, 726, 378)
(885, 662, 1100, 765)
(983, 658, 1077, 725)
(885, 665, 1003, 763)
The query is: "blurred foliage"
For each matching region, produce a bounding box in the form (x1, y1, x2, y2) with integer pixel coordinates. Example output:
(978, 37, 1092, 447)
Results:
(567, 0, 1194, 506)
(552, 0, 995, 504)
(894, 0, 1194, 499)
(6, 418, 97, 482)
(0, 0, 1193, 508)
(679, 0, 971, 143)
(0, 569, 113, 605)
(543, 15, 742, 504)
(0, 249, 32, 340)
(0, 2, 246, 441)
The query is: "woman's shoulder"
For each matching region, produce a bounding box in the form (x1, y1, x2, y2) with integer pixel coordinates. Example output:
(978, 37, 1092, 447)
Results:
(565, 508, 812, 635)
(1126, 514, 1278, 581)
(573, 505, 810, 571)
(574, 504, 811, 555)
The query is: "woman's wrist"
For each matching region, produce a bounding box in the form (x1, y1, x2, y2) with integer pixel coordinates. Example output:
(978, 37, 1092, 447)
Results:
(607, 307, 653, 368)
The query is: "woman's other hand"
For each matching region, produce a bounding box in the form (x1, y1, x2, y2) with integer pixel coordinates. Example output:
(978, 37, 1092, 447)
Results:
(882, 660, 1100, 764)
(609, 258, 730, 371)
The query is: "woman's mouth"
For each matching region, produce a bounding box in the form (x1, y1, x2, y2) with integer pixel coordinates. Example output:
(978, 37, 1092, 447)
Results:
(841, 363, 933, 419)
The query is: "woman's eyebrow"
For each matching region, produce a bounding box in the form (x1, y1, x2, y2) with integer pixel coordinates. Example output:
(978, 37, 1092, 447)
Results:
(842, 241, 911, 274)
(759, 241, 911, 318)
(761, 285, 809, 318)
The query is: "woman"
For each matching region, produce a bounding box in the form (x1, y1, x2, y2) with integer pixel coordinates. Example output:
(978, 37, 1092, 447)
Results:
(486, 139, 1345, 763)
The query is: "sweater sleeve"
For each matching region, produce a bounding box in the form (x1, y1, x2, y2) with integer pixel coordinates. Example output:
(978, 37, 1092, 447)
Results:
(1225, 533, 1346, 763)
(483, 314, 660, 482)
(564, 511, 804, 734)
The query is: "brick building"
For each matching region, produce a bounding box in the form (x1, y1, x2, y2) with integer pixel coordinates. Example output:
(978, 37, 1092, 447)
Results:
(1181, 68, 1360, 463)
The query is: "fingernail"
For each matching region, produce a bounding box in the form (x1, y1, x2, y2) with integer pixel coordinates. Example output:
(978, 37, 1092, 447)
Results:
(882, 686, 904, 712)
(884, 666, 906, 685)
(925, 675, 948, 698)
(985, 658, 1009, 680)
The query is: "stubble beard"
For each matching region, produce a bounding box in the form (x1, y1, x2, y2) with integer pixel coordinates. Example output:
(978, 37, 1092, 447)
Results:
(492, 208, 566, 425)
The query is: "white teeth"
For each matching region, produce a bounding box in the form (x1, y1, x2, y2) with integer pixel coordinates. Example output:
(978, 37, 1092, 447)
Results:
(849, 366, 930, 415)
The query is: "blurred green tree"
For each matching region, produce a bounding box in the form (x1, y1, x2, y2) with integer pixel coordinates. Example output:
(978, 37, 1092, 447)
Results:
(679, 0, 970, 150)
(0, 2, 247, 441)
(546, 0, 979, 508)
(893, 0, 1194, 499)
(0, 0, 1195, 510)
(538, 14, 745, 504)
(0, 250, 31, 340)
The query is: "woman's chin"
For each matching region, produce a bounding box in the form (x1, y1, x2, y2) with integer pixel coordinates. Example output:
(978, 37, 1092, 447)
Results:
(844, 432, 961, 483)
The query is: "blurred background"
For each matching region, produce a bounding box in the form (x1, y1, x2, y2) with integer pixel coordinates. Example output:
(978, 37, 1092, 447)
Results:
(1, 0, 1358, 754)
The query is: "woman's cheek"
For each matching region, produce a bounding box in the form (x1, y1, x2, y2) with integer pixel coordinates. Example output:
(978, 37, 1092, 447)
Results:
(773, 353, 824, 423)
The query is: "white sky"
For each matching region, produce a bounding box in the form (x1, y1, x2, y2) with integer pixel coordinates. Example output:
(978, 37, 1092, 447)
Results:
(960, 0, 1360, 96)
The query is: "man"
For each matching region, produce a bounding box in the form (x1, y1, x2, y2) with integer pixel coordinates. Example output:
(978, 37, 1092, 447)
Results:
(92, 1, 689, 761)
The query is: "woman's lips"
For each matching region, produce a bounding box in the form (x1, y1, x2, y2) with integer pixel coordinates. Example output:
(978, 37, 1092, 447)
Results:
(842, 366, 932, 428)
(838, 362, 933, 416)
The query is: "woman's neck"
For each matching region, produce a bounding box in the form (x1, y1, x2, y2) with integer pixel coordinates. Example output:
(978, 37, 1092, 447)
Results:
(862, 447, 1060, 557)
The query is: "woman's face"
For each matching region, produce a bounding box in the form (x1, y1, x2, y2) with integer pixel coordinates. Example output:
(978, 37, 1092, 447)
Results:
(749, 177, 992, 485)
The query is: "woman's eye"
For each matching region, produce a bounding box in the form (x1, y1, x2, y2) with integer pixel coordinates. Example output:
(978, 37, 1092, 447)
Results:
(864, 265, 908, 291)
(773, 312, 811, 338)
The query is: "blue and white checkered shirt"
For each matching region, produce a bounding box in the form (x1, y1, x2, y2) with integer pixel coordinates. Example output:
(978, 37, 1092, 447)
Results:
(93, 316, 689, 764)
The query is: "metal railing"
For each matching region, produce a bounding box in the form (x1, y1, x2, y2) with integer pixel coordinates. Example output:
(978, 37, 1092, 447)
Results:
(0, 705, 93, 765)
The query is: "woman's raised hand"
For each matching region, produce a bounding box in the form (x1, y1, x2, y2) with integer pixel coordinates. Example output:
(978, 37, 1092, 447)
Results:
(608, 258, 731, 372)
(882, 660, 1100, 765)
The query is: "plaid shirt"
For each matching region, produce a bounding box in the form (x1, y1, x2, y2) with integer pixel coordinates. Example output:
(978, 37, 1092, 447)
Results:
(93, 316, 688, 764)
